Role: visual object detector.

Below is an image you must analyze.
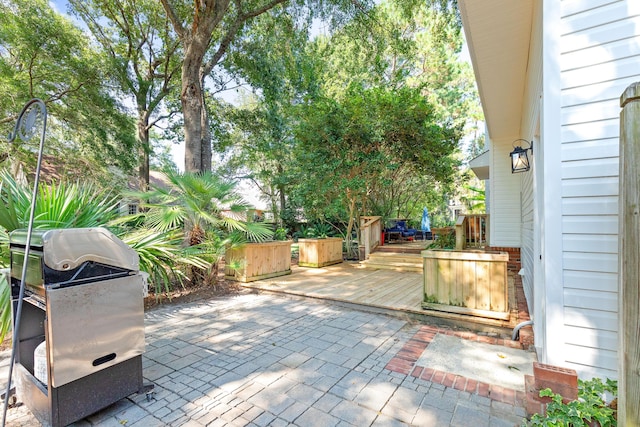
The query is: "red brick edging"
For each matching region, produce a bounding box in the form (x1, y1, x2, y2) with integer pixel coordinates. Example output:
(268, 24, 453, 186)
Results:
(385, 325, 526, 407)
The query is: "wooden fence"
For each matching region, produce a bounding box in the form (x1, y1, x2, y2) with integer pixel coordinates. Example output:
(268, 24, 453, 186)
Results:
(455, 214, 488, 249)
(619, 81, 640, 426)
(422, 249, 509, 320)
(359, 216, 382, 259)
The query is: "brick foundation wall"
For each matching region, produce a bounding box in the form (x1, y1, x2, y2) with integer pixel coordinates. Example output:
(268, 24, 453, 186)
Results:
(485, 247, 533, 348)
(513, 271, 534, 349)
(525, 363, 579, 416)
(486, 246, 521, 273)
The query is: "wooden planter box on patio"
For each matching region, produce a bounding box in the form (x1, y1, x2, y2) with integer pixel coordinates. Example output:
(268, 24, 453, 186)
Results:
(224, 241, 292, 282)
(298, 237, 343, 268)
(421, 249, 509, 320)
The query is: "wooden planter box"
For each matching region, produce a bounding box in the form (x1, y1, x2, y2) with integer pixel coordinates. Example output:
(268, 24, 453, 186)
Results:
(421, 250, 509, 320)
(298, 238, 343, 268)
(224, 241, 292, 282)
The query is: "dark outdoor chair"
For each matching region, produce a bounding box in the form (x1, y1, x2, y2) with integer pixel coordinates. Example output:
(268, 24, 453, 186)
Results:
(396, 220, 417, 239)
(387, 220, 417, 239)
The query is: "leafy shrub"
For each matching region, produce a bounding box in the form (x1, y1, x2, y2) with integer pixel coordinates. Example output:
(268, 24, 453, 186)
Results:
(294, 222, 334, 239)
(524, 378, 617, 427)
(312, 222, 332, 238)
(273, 227, 288, 241)
(427, 229, 455, 249)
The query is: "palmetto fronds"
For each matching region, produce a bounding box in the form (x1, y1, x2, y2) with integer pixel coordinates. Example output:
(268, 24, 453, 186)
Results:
(0, 169, 120, 231)
(129, 169, 272, 244)
(119, 228, 209, 294)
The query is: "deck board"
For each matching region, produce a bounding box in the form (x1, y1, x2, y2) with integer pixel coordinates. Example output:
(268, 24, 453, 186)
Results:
(242, 262, 424, 313)
(241, 260, 518, 330)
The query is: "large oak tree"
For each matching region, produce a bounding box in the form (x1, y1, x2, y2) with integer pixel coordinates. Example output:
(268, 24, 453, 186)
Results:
(159, 0, 289, 173)
(159, 0, 364, 173)
(0, 0, 136, 183)
(69, 0, 182, 190)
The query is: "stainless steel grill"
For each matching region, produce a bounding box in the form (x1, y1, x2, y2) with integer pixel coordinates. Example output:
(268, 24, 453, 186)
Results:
(9, 227, 150, 427)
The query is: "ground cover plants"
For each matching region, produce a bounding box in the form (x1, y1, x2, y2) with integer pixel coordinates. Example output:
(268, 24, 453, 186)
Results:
(524, 378, 618, 427)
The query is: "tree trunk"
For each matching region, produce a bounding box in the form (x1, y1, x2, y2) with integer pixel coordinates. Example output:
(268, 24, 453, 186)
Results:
(200, 74, 212, 172)
(277, 163, 286, 227)
(137, 111, 150, 191)
(182, 43, 207, 173)
(344, 192, 357, 259)
(160, 0, 290, 173)
(269, 189, 280, 226)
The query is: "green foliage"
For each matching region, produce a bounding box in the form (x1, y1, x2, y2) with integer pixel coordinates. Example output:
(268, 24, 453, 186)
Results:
(293, 224, 314, 239)
(290, 82, 458, 258)
(160, 0, 320, 172)
(219, 7, 323, 227)
(124, 169, 273, 284)
(0, 0, 137, 177)
(524, 378, 618, 427)
(215, 0, 472, 234)
(0, 229, 8, 268)
(461, 184, 485, 214)
(119, 228, 208, 295)
(131, 169, 272, 243)
(0, 270, 10, 345)
(427, 230, 455, 249)
(69, 0, 182, 189)
(311, 223, 334, 238)
(317, 0, 471, 128)
(273, 227, 288, 241)
(0, 170, 120, 234)
(294, 222, 336, 239)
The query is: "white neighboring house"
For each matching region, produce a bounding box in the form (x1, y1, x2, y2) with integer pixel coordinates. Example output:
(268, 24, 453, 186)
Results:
(460, 0, 640, 380)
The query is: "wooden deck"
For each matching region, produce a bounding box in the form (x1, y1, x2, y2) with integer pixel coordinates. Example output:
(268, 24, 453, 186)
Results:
(241, 252, 518, 332)
(242, 262, 423, 311)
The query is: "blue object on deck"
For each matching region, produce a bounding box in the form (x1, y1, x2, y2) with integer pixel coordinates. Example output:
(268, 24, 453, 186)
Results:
(421, 208, 431, 240)
(421, 208, 431, 232)
(392, 220, 416, 238)
(385, 219, 420, 242)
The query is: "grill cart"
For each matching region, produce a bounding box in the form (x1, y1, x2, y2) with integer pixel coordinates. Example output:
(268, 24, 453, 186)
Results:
(9, 227, 152, 427)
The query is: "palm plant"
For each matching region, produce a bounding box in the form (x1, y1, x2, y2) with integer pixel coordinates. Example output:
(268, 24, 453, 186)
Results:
(0, 169, 122, 267)
(119, 228, 209, 294)
(128, 170, 272, 284)
(0, 169, 203, 342)
(0, 170, 119, 342)
(461, 184, 486, 214)
(0, 272, 9, 346)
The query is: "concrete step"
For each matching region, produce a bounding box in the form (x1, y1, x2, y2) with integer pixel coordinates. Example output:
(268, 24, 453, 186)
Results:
(361, 252, 423, 272)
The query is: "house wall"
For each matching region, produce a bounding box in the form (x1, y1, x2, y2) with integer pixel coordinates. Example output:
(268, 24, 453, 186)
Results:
(519, 3, 543, 320)
(488, 140, 521, 247)
(520, 159, 535, 313)
(553, 0, 640, 380)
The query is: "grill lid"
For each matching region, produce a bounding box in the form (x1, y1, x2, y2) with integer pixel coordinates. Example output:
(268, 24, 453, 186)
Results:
(10, 228, 139, 272)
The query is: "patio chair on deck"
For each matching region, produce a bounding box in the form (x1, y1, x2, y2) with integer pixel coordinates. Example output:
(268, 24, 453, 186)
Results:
(396, 220, 417, 240)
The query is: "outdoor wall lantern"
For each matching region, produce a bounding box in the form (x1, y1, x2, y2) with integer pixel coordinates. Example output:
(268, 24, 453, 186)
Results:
(509, 139, 533, 173)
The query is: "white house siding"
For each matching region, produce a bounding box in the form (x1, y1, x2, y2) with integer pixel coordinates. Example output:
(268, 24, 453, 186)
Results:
(557, 0, 640, 380)
(519, 4, 544, 319)
(520, 161, 535, 314)
(489, 141, 522, 247)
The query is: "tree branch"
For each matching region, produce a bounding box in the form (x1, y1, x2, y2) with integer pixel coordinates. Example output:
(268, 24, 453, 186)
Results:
(159, 0, 186, 39)
(201, 0, 289, 77)
(147, 110, 180, 130)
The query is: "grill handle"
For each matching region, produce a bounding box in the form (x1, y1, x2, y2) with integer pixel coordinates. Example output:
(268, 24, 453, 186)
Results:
(92, 353, 117, 367)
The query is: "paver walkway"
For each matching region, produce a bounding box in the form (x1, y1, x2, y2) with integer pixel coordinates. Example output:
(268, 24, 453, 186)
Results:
(3, 292, 528, 426)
